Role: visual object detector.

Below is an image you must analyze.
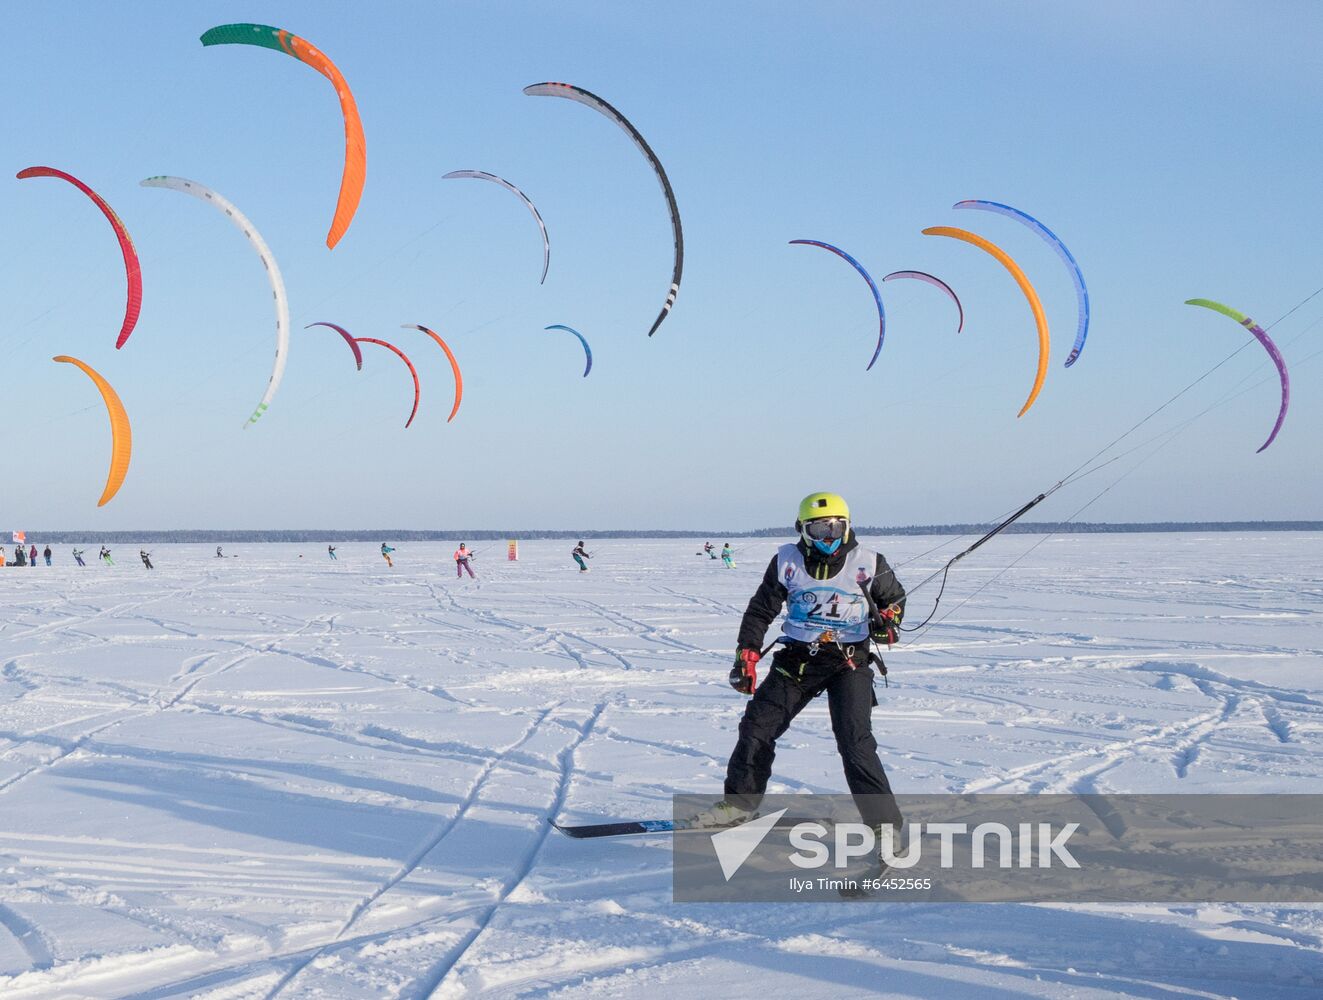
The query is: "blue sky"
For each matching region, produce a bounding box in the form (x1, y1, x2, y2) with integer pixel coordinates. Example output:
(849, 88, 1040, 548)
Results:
(2, 1, 1319, 530)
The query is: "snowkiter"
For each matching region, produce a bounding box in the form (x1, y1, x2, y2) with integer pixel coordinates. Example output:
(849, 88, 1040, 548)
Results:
(703, 493, 906, 833)
(703, 541, 716, 559)
(100, 547, 114, 565)
(327, 545, 337, 561)
(721, 543, 735, 568)
(381, 543, 395, 568)
(454, 544, 475, 579)
(140, 550, 153, 570)
(43, 545, 52, 566)
(73, 549, 86, 567)
(572, 541, 591, 572)
(216, 546, 224, 558)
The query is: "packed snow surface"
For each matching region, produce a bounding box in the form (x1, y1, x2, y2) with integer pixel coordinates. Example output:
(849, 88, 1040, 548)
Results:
(1, 534, 1321, 998)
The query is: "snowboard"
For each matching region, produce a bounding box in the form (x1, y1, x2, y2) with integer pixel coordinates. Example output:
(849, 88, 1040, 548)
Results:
(551, 814, 830, 839)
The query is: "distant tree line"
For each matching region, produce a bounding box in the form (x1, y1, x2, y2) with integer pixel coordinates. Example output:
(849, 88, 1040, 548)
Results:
(15, 521, 1323, 544)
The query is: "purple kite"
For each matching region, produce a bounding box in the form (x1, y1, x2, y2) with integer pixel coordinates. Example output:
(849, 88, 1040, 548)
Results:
(882, 271, 964, 333)
(1185, 299, 1290, 452)
(307, 322, 363, 370)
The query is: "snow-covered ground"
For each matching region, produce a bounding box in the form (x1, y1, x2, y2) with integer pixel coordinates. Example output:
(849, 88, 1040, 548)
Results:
(1, 534, 1321, 998)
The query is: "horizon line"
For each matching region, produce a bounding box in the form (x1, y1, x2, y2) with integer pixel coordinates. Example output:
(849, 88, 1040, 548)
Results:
(11, 519, 1323, 542)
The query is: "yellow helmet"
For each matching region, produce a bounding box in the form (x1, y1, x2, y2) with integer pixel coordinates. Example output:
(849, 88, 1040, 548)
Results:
(797, 492, 851, 553)
(797, 492, 850, 523)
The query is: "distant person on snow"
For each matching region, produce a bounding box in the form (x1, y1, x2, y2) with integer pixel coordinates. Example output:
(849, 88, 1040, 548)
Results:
(572, 541, 592, 573)
(692, 493, 906, 850)
(327, 545, 337, 561)
(721, 543, 735, 568)
(43, 545, 52, 566)
(73, 549, 86, 567)
(454, 544, 475, 579)
(381, 542, 395, 568)
(703, 541, 717, 559)
(216, 546, 224, 558)
(140, 550, 154, 570)
(13, 546, 25, 567)
(100, 547, 114, 565)
(29, 544, 37, 568)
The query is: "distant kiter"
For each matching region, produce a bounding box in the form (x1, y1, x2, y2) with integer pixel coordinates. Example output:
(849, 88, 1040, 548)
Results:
(572, 541, 592, 573)
(455, 544, 475, 579)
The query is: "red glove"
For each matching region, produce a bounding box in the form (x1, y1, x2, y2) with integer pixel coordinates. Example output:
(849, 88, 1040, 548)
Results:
(729, 648, 760, 694)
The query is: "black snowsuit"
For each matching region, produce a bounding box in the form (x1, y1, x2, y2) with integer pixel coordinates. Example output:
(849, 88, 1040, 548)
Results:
(726, 534, 906, 829)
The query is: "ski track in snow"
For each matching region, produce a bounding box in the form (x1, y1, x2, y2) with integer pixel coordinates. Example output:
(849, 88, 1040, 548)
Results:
(255, 700, 583, 999)
(0, 536, 1321, 998)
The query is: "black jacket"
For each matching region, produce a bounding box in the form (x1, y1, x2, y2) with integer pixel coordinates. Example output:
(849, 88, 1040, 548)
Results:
(737, 533, 906, 650)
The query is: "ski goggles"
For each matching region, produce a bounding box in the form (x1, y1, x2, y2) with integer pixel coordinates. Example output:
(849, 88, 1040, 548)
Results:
(802, 516, 848, 541)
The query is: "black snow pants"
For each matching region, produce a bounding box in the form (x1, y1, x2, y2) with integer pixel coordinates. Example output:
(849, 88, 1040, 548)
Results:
(725, 642, 901, 829)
